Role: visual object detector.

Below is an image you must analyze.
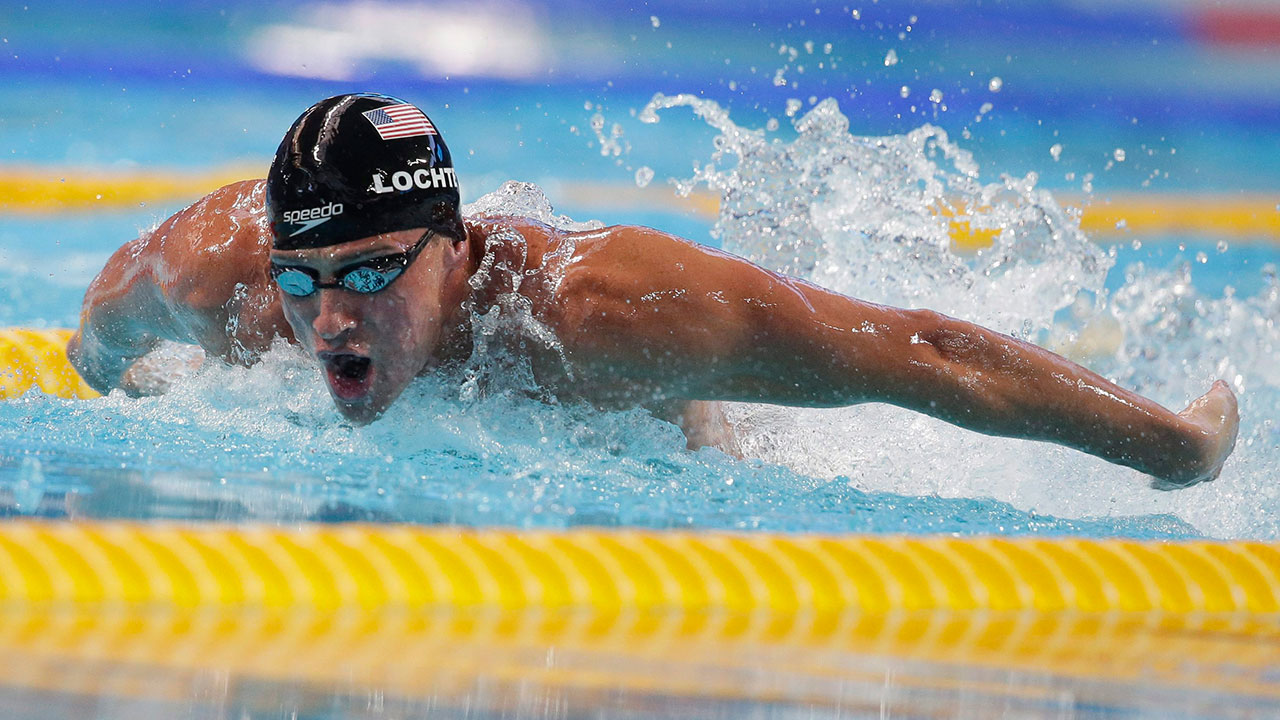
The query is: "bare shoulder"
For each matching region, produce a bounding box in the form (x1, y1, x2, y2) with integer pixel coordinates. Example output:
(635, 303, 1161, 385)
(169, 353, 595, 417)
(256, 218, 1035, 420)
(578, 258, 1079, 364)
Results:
(466, 213, 558, 260)
(466, 213, 570, 299)
(554, 223, 775, 306)
(85, 180, 267, 300)
(152, 179, 273, 310)
(467, 217, 770, 323)
(149, 179, 267, 256)
(542, 224, 772, 347)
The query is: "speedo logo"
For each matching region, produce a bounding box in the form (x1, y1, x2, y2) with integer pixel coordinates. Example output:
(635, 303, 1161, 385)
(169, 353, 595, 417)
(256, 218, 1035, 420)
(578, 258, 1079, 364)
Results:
(283, 201, 344, 236)
(370, 167, 458, 195)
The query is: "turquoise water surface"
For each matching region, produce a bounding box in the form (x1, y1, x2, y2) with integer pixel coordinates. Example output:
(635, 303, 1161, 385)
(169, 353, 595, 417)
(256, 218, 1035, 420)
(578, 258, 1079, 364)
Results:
(2, 1, 1278, 541)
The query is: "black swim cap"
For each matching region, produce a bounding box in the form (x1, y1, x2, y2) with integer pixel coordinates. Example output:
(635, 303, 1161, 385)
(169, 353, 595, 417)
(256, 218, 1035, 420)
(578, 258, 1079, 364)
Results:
(266, 93, 463, 250)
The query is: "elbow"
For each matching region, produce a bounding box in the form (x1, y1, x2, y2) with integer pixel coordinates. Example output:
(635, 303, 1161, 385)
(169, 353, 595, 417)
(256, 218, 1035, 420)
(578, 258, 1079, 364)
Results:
(905, 309, 988, 365)
(65, 331, 84, 372)
(66, 331, 117, 395)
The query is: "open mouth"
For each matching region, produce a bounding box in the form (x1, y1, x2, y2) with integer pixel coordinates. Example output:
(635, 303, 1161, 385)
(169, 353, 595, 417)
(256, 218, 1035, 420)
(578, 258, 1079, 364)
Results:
(322, 353, 374, 401)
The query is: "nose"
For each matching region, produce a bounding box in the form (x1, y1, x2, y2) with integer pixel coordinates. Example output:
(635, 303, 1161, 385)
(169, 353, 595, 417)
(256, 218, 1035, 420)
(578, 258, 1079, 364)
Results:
(311, 290, 357, 344)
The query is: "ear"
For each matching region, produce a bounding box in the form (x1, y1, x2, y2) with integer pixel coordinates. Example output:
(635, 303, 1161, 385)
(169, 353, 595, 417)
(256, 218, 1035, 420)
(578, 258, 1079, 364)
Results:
(441, 227, 470, 269)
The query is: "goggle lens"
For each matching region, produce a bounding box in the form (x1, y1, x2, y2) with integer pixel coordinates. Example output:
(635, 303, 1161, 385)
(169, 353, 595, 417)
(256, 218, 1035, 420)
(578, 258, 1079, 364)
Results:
(275, 268, 319, 297)
(342, 266, 400, 293)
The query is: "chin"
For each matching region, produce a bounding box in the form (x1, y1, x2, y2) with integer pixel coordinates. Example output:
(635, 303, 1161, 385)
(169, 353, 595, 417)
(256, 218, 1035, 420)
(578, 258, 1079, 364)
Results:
(333, 398, 383, 425)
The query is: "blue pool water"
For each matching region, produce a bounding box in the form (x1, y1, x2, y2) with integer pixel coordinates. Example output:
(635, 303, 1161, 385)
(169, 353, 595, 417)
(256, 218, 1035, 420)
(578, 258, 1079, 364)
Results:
(4, 4, 1280, 719)
(2, 1, 1279, 543)
(3, 102, 1277, 539)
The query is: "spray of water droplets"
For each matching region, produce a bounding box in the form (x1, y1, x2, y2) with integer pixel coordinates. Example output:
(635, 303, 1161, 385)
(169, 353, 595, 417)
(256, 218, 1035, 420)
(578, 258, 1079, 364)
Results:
(1, 99, 1274, 537)
(637, 92, 1278, 538)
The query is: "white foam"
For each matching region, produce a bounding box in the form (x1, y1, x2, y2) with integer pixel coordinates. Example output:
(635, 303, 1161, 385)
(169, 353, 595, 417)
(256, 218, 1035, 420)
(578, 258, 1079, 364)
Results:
(638, 93, 1279, 538)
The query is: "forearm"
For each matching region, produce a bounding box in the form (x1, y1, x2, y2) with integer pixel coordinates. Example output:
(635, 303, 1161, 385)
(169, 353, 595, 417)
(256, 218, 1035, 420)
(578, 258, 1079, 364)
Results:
(880, 314, 1200, 476)
(67, 323, 159, 395)
(68, 270, 174, 395)
(743, 282, 1213, 481)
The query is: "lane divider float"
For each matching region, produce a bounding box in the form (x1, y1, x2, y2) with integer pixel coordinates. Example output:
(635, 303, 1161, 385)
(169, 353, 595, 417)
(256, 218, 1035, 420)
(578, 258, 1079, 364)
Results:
(3, 167, 1277, 242)
(0, 327, 1278, 705)
(0, 328, 98, 400)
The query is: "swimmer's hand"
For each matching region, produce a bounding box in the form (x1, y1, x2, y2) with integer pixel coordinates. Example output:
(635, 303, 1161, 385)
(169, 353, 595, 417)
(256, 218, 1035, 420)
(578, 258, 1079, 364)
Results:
(1150, 380, 1240, 490)
(118, 342, 205, 397)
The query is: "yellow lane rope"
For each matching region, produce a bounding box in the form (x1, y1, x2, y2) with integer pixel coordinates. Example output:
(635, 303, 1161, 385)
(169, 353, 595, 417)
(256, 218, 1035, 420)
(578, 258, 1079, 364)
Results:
(0, 328, 98, 400)
(1076, 194, 1280, 240)
(0, 165, 257, 214)
(1, 325, 1278, 703)
(0, 523, 1274, 616)
(0, 522, 1274, 704)
(2, 166, 1277, 241)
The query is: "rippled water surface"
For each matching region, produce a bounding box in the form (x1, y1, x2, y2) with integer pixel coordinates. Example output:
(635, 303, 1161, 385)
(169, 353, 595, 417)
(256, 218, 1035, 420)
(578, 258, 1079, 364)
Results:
(3, 93, 1276, 539)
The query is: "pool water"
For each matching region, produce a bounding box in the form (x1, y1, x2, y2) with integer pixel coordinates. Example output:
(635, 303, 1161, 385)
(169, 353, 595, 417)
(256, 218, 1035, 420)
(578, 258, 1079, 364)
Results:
(3, 4, 1280, 719)
(2, 90, 1277, 540)
(2, 3, 1279, 536)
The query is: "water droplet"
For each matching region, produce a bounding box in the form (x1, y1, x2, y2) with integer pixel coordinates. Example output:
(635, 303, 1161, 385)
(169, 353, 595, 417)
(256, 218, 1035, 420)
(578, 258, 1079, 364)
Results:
(1049, 143, 1063, 161)
(851, 9, 860, 19)
(978, 102, 993, 115)
(1115, 219, 1127, 229)
(899, 85, 910, 98)
(988, 76, 1003, 92)
(650, 15, 660, 27)
(1113, 148, 1126, 162)
(583, 101, 593, 111)
(766, 117, 780, 131)
(1217, 240, 1229, 253)
(884, 49, 899, 67)
(929, 89, 943, 104)
(785, 98, 803, 117)
(1196, 251, 1208, 264)
(634, 166, 654, 188)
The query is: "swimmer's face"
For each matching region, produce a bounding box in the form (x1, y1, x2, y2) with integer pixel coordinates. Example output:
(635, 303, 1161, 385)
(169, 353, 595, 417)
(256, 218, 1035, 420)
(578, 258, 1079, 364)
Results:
(269, 228, 469, 424)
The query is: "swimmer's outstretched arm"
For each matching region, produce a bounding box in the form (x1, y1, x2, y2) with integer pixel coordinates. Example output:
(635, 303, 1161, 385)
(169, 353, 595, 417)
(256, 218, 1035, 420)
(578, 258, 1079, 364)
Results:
(558, 226, 1239, 487)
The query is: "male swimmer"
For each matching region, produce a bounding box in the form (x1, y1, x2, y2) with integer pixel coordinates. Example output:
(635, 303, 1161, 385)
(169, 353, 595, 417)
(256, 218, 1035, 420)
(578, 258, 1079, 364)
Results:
(68, 93, 1239, 487)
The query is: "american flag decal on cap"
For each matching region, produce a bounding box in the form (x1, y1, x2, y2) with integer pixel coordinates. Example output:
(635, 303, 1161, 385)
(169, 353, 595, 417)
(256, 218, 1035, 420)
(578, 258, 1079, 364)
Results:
(361, 104, 437, 140)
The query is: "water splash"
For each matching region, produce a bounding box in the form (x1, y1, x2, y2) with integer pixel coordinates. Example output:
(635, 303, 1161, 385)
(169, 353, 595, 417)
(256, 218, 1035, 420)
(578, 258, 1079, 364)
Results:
(0, 339, 1193, 537)
(642, 92, 1108, 337)
(638, 93, 1278, 538)
(464, 179, 602, 232)
(0, 112, 1271, 537)
(0, 177, 1197, 537)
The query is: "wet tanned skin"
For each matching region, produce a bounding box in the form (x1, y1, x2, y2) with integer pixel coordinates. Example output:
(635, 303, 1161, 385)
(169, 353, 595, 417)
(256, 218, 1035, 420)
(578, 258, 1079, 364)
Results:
(70, 180, 1240, 488)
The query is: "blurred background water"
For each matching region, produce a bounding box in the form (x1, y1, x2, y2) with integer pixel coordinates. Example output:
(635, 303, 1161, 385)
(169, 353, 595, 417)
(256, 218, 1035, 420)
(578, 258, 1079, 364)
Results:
(1, 0, 1278, 539)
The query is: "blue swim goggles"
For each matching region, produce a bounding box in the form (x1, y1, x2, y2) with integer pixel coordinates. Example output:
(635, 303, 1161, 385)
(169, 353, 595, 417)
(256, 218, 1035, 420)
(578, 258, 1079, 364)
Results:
(271, 229, 434, 297)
